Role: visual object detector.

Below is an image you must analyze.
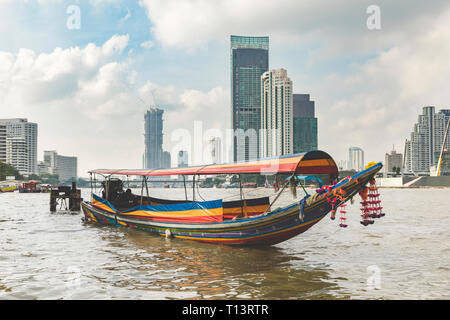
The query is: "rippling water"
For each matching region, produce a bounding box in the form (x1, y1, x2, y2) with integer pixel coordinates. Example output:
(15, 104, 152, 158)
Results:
(1, 187, 449, 299)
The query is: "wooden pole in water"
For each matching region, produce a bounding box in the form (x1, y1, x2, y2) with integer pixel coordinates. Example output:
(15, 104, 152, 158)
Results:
(50, 190, 58, 212)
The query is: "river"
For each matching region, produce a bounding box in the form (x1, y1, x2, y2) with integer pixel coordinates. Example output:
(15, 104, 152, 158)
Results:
(0, 187, 449, 299)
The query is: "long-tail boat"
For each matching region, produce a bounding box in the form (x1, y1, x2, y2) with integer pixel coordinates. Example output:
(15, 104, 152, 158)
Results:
(81, 151, 383, 246)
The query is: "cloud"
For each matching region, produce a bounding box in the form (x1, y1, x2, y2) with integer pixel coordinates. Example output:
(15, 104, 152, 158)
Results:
(140, 40, 154, 49)
(119, 7, 131, 24)
(0, 33, 230, 173)
(138, 0, 449, 55)
(314, 7, 450, 162)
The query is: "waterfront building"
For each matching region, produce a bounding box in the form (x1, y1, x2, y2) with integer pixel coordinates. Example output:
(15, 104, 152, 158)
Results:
(405, 107, 450, 174)
(348, 147, 364, 171)
(261, 69, 293, 157)
(0, 123, 6, 163)
(178, 150, 188, 168)
(37, 161, 50, 175)
(230, 35, 269, 162)
(6, 137, 28, 174)
(44, 151, 78, 183)
(293, 94, 318, 154)
(0, 118, 38, 174)
(162, 151, 171, 169)
(384, 148, 403, 177)
(144, 108, 164, 169)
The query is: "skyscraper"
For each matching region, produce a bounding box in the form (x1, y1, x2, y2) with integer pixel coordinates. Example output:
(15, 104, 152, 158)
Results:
(0, 118, 38, 175)
(348, 147, 364, 171)
(162, 151, 171, 169)
(178, 151, 188, 168)
(405, 106, 450, 173)
(292, 94, 318, 154)
(144, 108, 164, 169)
(230, 35, 269, 162)
(261, 69, 293, 157)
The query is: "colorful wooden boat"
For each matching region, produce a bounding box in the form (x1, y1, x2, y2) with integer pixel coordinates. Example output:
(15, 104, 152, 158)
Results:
(82, 151, 383, 246)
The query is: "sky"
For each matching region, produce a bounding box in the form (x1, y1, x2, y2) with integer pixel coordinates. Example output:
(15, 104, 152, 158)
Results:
(0, 0, 449, 176)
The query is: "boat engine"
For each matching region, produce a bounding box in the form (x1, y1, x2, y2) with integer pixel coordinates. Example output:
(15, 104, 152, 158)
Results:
(102, 178, 124, 202)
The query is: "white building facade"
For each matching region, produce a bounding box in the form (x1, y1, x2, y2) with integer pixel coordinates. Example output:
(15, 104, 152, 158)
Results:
(348, 147, 364, 171)
(44, 151, 78, 183)
(0, 118, 38, 175)
(261, 69, 293, 158)
(6, 137, 28, 173)
(0, 123, 6, 163)
(405, 107, 450, 174)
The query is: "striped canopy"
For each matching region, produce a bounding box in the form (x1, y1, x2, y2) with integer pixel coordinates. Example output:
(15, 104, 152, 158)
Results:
(89, 150, 338, 177)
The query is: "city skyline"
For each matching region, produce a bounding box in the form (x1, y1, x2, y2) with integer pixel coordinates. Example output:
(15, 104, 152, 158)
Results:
(1, 1, 450, 175)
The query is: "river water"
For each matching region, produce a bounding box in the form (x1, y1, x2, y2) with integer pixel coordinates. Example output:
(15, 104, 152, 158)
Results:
(0, 187, 449, 300)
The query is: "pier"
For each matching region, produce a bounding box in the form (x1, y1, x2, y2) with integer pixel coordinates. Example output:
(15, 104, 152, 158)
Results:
(50, 182, 83, 212)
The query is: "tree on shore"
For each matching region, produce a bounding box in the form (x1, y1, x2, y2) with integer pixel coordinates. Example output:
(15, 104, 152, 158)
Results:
(0, 161, 23, 181)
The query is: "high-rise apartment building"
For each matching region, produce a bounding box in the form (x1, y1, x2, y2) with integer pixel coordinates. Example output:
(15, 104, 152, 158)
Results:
(405, 107, 450, 173)
(0, 123, 6, 163)
(6, 137, 28, 173)
(348, 147, 364, 171)
(144, 108, 164, 169)
(261, 69, 293, 157)
(43, 151, 77, 183)
(0, 118, 37, 175)
(292, 94, 318, 154)
(230, 35, 269, 161)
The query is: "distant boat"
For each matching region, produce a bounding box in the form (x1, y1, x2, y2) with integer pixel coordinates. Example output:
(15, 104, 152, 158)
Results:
(0, 185, 17, 193)
(18, 181, 42, 193)
(82, 151, 383, 246)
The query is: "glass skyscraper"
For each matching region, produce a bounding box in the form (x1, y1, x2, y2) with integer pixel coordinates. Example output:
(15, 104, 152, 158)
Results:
(292, 94, 318, 154)
(144, 108, 164, 169)
(230, 35, 269, 162)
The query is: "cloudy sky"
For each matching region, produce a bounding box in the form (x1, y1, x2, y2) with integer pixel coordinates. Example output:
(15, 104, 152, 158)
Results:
(1, 0, 449, 176)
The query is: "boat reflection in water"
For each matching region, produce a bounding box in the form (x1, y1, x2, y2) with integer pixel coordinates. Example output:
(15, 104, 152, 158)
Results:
(93, 227, 343, 299)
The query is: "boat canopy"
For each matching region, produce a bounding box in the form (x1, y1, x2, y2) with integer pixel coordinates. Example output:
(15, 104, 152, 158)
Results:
(89, 150, 338, 177)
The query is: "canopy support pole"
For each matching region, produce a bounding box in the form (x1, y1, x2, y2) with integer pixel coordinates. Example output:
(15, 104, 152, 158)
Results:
(239, 174, 245, 217)
(192, 175, 196, 202)
(263, 173, 294, 215)
(144, 176, 149, 197)
(183, 175, 188, 201)
(89, 173, 93, 198)
(140, 176, 145, 206)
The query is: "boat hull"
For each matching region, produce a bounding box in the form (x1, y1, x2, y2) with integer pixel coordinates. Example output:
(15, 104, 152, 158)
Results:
(81, 163, 382, 246)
